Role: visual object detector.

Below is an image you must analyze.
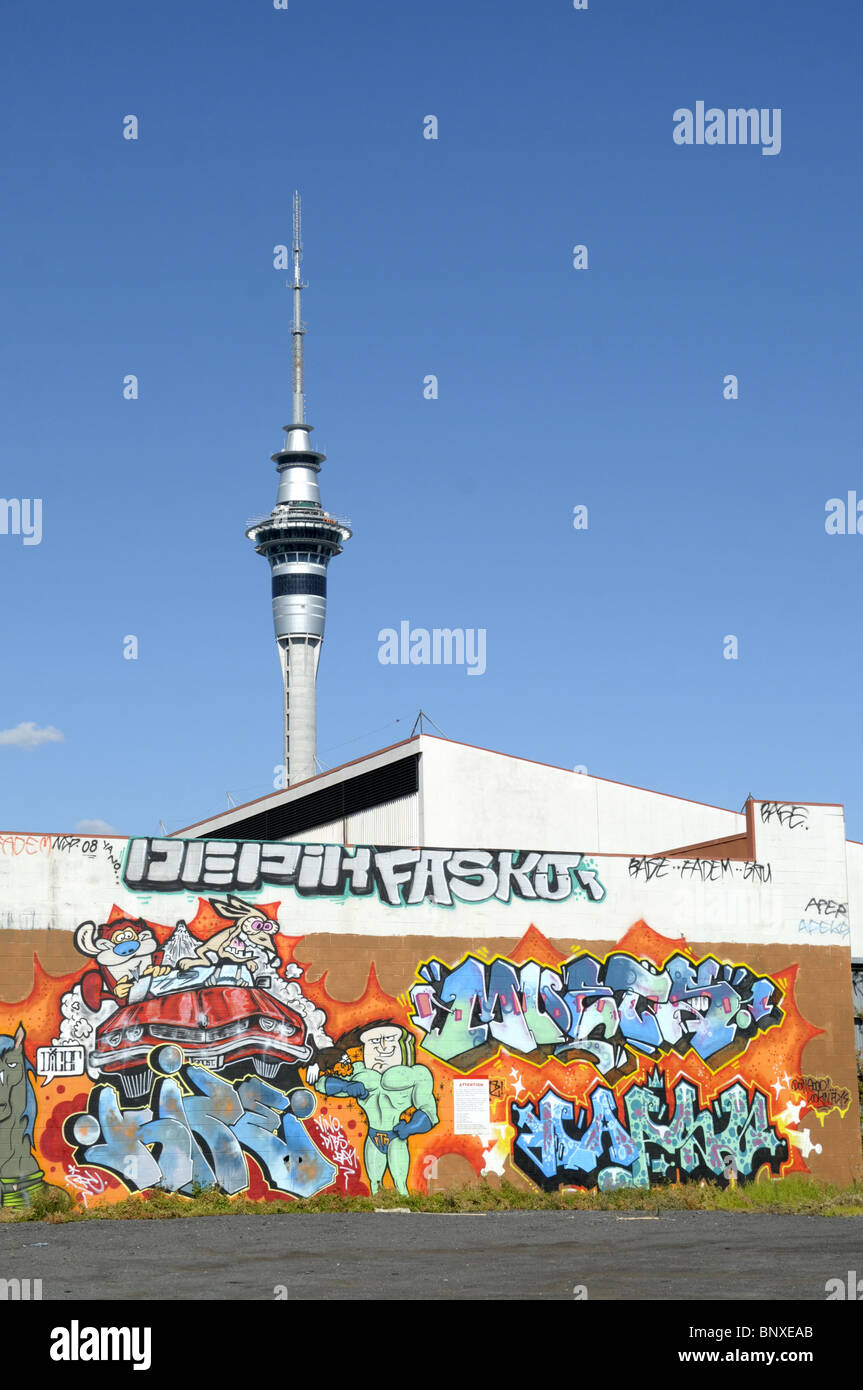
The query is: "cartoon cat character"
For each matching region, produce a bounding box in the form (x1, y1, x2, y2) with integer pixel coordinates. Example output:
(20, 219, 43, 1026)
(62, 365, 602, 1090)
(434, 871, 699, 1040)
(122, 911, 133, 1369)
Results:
(75, 917, 170, 1006)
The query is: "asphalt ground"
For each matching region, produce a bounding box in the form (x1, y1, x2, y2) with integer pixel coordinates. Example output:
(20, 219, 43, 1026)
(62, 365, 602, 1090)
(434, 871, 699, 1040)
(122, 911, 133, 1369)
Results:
(2, 1211, 861, 1301)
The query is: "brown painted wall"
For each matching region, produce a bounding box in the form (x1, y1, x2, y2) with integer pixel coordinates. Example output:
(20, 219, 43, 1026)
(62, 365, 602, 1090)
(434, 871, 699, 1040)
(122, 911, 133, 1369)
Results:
(1, 922, 859, 1203)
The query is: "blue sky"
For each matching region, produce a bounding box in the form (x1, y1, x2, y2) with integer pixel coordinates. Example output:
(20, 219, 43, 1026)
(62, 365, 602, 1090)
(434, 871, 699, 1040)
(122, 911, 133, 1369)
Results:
(2, 0, 862, 839)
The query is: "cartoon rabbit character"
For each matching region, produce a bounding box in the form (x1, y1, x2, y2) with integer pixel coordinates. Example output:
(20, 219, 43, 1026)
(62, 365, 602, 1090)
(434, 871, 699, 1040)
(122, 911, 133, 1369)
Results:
(176, 895, 281, 971)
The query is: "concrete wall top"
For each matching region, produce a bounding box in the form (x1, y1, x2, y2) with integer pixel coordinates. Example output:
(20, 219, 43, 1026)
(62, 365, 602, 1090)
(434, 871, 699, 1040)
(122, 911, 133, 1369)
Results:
(0, 801, 849, 953)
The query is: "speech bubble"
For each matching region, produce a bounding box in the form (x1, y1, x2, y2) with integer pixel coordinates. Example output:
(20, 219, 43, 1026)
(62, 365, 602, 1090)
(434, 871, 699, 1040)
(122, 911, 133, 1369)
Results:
(36, 1044, 85, 1086)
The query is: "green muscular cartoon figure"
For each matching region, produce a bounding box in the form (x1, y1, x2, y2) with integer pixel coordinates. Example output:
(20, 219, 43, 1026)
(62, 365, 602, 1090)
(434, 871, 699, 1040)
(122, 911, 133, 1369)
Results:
(315, 1021, 438, 1196)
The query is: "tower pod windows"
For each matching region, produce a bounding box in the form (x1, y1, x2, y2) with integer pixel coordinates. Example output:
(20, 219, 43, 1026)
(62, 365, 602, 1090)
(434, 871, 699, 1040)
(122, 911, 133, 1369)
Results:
(272, 573, 327, 599)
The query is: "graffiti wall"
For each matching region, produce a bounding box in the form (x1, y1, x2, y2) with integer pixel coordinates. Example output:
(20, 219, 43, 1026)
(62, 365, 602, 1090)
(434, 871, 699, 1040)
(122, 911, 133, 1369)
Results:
(0, 804, 860, 1206)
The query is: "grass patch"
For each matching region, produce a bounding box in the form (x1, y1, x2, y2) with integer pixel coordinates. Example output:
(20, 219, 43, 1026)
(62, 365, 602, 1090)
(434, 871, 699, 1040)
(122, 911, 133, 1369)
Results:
(2, 1175, 863, 1223)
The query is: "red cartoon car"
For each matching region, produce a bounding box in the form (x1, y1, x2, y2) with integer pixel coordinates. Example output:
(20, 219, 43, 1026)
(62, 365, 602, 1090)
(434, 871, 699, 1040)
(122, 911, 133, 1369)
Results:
(91, 981, 313, 1102)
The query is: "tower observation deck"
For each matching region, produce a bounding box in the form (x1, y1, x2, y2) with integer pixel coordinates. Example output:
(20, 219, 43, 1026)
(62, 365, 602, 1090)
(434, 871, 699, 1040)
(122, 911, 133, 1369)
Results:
(246, 193, 351, 786)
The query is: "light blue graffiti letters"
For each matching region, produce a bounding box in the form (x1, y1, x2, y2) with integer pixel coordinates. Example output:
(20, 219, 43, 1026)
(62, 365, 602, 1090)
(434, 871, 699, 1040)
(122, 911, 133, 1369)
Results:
(514, 1086, 640, 1181)
(512, 1069, 787, 1191)
(232, 1076, 336, 1197)
(65, 1048, 336, 1198)
(410, 950, 783, 1077)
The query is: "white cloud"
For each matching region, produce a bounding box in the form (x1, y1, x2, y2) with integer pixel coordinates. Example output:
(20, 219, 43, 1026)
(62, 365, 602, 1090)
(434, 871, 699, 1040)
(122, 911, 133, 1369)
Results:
(74, 819, 120, 835)
(0, 721, 64, 750)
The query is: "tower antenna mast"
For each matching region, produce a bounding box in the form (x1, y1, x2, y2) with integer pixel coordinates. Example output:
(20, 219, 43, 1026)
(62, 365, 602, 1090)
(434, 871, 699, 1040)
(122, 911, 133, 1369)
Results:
(291, 190, 307, 426)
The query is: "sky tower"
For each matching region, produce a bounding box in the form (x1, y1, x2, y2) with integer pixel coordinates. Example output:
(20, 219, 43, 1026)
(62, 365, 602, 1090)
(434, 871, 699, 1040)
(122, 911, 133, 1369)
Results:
(246, 193, 351, 785)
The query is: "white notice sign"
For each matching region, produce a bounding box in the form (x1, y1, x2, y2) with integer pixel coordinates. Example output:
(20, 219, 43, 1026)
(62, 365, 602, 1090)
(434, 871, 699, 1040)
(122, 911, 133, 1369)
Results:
(452, 1078, 491, 1136)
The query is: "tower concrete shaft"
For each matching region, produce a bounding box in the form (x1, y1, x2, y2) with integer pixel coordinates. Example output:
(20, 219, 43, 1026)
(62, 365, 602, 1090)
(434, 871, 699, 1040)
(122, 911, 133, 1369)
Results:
(246, 194, 351, 786)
